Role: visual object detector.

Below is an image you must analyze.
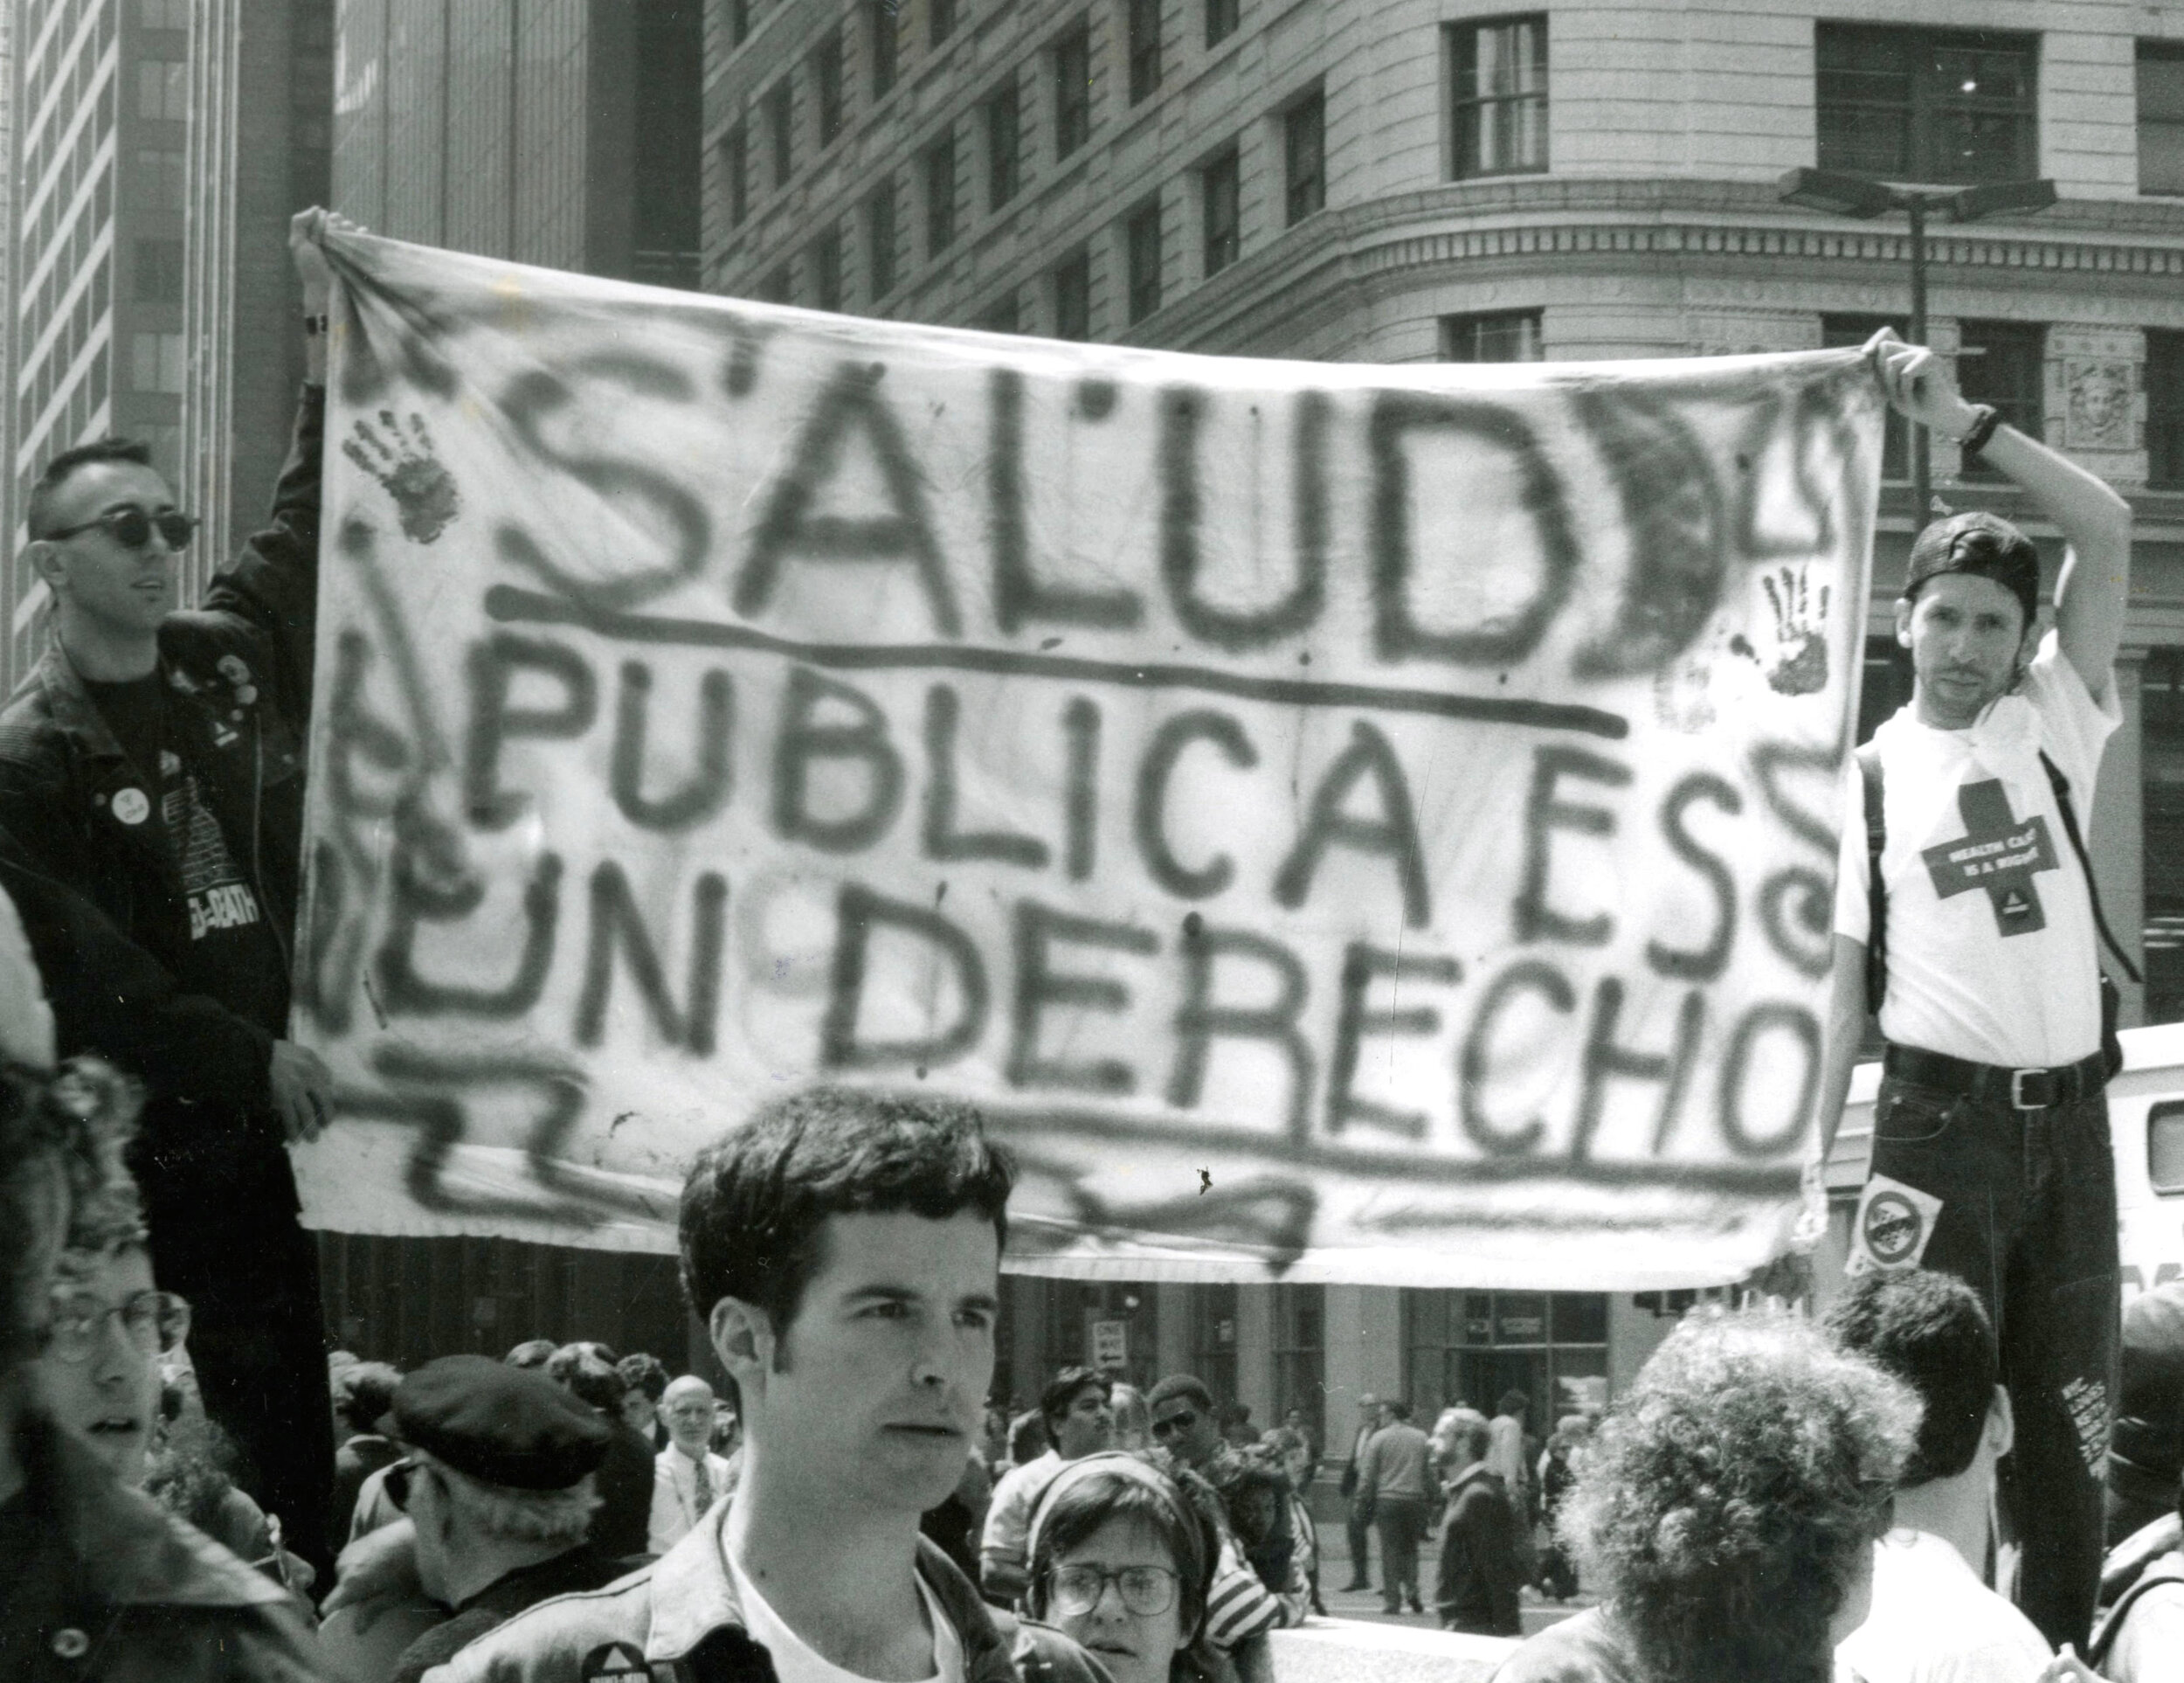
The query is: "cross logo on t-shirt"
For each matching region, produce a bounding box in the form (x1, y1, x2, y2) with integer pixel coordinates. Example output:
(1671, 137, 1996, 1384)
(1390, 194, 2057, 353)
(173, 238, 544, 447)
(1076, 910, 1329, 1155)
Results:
(1919, 778, 2061, 937)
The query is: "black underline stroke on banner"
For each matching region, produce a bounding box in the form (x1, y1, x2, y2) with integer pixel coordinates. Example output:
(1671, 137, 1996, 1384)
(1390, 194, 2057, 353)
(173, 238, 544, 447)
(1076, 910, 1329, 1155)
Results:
(973, 1105, 1800, 1195)
(484, 586, 1631, 740)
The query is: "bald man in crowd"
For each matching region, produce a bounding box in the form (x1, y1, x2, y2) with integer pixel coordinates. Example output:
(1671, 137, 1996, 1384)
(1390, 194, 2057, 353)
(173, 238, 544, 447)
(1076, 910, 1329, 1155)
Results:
(648, 1375, 738, 1555)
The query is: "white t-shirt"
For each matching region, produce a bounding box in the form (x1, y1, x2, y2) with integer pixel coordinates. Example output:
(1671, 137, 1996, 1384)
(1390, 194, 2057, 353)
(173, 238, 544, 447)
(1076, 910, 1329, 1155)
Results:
(728, 1553, 965, 1683)
(1833, 633, 2118, 1068)
(1836, 1528, 2051, 1683)
(979, 1449, 1061, 1569)
(2106, 1570, 2184, 1683)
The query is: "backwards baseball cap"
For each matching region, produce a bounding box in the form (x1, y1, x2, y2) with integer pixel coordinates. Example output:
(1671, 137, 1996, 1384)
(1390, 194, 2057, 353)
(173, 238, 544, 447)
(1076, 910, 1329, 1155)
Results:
(1903, 510, 2040, 632)
(393, 1354, 611, 1490)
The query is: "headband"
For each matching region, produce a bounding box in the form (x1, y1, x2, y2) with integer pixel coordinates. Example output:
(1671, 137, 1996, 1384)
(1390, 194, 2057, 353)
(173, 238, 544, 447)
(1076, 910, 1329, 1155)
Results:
(1025, 1451, 1199, 1572)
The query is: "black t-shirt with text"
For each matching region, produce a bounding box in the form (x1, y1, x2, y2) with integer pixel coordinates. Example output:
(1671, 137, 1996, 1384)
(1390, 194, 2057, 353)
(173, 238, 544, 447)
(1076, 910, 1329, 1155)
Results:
(82, 671, 288, 1035)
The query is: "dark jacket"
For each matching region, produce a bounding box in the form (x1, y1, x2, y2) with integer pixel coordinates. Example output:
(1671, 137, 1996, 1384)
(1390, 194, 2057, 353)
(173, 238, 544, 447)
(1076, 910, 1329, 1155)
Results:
(421, 1513, 1110, 1683)
(1435, 1465, 1523, 1637)
(389, 1545, 625, 1683)
(0, 386, 322, 1181)
(592, 1420, 660, 1563)
(0, 1405, 321, 1683)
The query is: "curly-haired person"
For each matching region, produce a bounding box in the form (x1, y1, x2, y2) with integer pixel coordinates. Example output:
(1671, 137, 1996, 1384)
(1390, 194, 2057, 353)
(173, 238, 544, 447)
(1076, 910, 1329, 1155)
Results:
(1492, 1306, 1917, 1683)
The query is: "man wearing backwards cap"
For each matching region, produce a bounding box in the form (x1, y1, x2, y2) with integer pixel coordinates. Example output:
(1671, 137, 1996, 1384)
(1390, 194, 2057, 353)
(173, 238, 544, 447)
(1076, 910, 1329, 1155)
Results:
(424, 1087, 1107, 1683)
(1817, 329, 2134, 1652)
(357, 1354, 624, 1683)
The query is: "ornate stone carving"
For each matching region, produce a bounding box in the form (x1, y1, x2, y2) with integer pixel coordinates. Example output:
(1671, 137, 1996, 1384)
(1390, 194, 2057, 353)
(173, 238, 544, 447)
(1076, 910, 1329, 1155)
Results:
(2063, 360, 2134, 451)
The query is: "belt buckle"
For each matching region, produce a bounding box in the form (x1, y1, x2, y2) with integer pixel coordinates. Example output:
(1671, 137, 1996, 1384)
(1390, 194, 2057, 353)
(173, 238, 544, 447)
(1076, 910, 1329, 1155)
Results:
(2010, 1068, 2049, 1111)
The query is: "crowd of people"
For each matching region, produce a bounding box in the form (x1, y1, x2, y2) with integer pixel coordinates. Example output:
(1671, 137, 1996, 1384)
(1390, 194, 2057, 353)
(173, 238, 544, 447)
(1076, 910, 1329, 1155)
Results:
(0, 204, 2177, 1683)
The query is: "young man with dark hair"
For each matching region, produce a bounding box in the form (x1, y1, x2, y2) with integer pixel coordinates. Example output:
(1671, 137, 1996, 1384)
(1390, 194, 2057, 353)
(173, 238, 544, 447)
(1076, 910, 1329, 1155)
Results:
(619, 1353, 672, 1450)
(425, 1086, 1105, 1683)
(1828, 1268, 2052, 1683)
(0, 210, 351, 1575)
(981, 1366, 1111, 1600)
(1819, 329, 2135, 1652)
(1147, 1375, 1307, 1626)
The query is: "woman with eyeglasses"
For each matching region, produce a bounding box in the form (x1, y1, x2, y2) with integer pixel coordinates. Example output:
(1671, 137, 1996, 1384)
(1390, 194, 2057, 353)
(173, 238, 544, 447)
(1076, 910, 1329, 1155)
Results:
(1023, 1452, 1241, 1683)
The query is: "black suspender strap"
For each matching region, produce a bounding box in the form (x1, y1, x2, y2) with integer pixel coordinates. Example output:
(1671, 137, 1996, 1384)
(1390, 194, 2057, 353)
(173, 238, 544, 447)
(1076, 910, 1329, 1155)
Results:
(1856, 742, 1887, 1015)
(2039, 750, 2144, 985)
(1856, 744, 2143, 1013)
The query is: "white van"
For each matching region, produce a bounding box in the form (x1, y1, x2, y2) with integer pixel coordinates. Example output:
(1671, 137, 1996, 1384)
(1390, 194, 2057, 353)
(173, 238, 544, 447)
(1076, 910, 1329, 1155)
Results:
(1828, 1021, 2184, 1307)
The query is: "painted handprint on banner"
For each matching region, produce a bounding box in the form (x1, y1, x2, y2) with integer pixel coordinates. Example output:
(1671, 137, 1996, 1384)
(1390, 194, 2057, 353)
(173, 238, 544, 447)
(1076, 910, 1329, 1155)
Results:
(343, 409, 462, 543)
(1731, 566, 1831, 696)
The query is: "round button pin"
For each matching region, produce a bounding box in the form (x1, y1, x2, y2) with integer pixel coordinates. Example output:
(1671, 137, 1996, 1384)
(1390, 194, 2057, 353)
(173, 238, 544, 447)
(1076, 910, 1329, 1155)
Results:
(52, 1627, 90, 1659)
(111, 788, 150, 826)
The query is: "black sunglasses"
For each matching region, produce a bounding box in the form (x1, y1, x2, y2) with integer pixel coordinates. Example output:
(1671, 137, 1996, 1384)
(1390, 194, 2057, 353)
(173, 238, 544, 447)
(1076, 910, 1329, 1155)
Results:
(384, 1458, 417, 1511)
(44, 506, 198, 552)
(1150, 1409, 1198, 1438)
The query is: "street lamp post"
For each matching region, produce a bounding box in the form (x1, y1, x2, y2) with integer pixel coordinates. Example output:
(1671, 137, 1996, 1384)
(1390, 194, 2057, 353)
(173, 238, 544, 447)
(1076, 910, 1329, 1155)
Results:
(1777, 168, 2056, 519)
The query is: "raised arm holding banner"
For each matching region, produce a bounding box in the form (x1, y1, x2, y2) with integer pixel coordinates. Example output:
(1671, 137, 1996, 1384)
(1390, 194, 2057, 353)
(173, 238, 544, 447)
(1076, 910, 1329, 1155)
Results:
(292, 228, 1882, 1290)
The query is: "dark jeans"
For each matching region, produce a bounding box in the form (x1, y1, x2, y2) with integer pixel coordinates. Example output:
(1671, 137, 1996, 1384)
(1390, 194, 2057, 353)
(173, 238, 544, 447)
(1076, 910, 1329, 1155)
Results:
(1373, 1495, 1428, 1610)
(1345, 1498, 1374, 1586)
(145, 1151, 335, 1579)
(1866, 1070, 2119, 1652)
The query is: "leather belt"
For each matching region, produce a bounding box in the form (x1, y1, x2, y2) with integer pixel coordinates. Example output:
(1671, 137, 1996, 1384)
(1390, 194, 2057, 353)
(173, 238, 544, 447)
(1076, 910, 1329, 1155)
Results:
(1883, 1042, 2109, 1112)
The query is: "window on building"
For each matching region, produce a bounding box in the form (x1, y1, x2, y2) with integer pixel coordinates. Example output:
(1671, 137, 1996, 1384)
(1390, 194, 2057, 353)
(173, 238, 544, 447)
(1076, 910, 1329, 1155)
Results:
(1955, 319, 2045, 479)
(1129, 0, 1162, 105)
(1201, 145, 1241, 275)
(931, 0, 956, 48)
(133, 149, 185, 211)
(1401, 1292, 1608, 1429)
(130, 331, 185, 394)
(2147, 648, 2184, 1023)
(1054, 22, 1093, 158)
(1206, 0, 1239, 49)
(1271, 1284, 1325, 1449)
(1450, 16, 1548, 178)
(870, 1, 899, 99)
(1440, 308, 1542, 363)
(1821, 314, 1910, 480)
(1192, 1284, 1240, 1406)
(1283, 87, 1325, 225)
(2143, 43, 2184, 195)
(2151, 329, 2183, 489)
(924, 132, 957, 255)
(760, 261, 792, 304)
(137, 59, 187, 122)
(1816, 25, 2039, 185)
(976, 290, 1020, 334)
(810, 225, 843, 312)
(814, 29, 847, 149)
(729, 0, 750, 48)
(722, 122, 750, 227)
(134, 238, 183, 304)
(867, 177, 898, 296)
(765, 79, 793, 188)
(985, 78, 1021, 211)
(1054, 245, 1092, 340)
(1125, 197, 1163, 322)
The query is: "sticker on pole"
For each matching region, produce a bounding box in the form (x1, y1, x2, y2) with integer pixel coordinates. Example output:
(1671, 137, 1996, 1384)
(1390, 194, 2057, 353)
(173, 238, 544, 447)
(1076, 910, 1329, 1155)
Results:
(1848, 1174, 1945, 1274)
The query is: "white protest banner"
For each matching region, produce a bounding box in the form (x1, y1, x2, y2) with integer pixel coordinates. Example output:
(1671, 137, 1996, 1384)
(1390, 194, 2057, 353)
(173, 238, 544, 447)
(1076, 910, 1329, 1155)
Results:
(292, 229, 1880, 1287)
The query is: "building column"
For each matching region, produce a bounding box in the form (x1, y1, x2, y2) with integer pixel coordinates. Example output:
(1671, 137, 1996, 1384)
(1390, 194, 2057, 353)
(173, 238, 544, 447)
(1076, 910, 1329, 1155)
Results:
(1155, 1283, 1193, 1382)
(1236, 1285, 1275, 1426)
(1324, 1284, 1403, 1466)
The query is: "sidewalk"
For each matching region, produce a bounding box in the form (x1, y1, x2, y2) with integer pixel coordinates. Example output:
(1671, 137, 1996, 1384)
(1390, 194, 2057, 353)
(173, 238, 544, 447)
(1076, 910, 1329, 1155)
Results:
(1311, 1515, 1593, 1639)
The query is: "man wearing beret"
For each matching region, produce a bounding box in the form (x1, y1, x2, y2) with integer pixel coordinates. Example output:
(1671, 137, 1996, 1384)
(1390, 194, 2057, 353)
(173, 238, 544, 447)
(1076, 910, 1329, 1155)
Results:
(424, 1087, 1107, 1683)
(322, 1354, 621, 1683)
